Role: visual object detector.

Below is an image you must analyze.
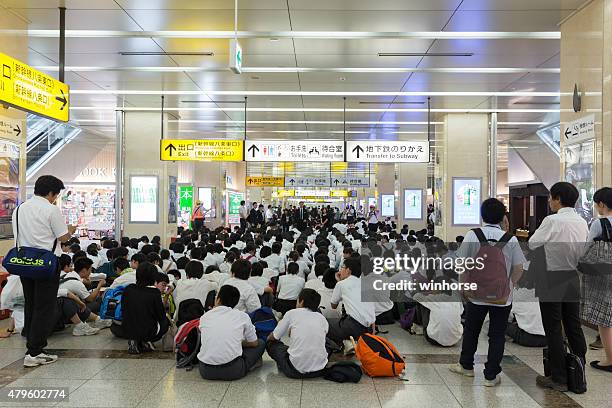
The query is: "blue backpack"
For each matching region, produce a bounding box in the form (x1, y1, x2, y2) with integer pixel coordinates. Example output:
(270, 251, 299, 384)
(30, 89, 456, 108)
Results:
(99, 285, 127, 322)
(248, 307, 277, 342)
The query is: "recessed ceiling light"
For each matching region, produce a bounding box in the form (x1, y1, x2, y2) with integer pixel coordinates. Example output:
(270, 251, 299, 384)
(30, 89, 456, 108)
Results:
(269, 38, 279, 42)
(378, 52, 474, 57)
(118, 51, 214, 56)
(512, 101, 560, 105)
(339, 77, 346, 81)
(251, 76, 261, 80)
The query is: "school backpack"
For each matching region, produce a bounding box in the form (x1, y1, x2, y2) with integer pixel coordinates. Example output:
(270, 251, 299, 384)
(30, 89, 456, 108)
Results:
(399, 307, 416, 334)
(461, 228, 512, 305)
(99, 285, 127, 322)
(355, 333, 405, 377)
(543, 346, 587, 394)
(248, 306, 277, 342)
(323, 361, 362, 383)
(175, 318, 201, 369)
(176, 298, 205, 327)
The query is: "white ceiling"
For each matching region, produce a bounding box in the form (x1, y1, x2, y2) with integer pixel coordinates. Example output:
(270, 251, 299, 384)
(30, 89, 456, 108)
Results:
(2, 0, 583, 157)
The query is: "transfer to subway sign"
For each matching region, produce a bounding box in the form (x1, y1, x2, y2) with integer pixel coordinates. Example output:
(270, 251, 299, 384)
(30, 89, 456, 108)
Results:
(160, 139, 243, 161)
(0, 52, 70, 122)
(246, 176, 284, 187)
(245, 140, 344, 162)
(346, 140, 429, 163)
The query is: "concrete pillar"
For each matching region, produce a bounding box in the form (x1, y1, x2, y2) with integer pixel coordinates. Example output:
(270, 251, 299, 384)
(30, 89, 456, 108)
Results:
(122, 112, 177, 245)
(398, 163, 428, 231)
(375, 163, 397, 223)
(435, 114, 490, 241)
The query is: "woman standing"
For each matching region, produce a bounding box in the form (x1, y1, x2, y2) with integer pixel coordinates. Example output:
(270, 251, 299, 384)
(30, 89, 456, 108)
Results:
(581, 187, 612, 373)
(367, 205, 379, 234)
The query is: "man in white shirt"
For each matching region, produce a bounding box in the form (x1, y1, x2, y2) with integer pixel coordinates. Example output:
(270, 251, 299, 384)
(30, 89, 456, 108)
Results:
(239, 200, 248, 231)
(267, 288, 329, 378)
(198, 285, 266, 380)
(62, 257, 107, 314)
(450, 198, 525, 387)
(328, 257, 375, 353)
(528, 182, 588, 391)
(222, 259, 261, 313)
(173, 261, 217, 319)
(12, 176, 76, 367)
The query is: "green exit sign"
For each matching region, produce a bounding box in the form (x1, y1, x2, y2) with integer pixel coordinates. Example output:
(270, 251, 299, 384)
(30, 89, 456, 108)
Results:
(229, 39, 242, 74)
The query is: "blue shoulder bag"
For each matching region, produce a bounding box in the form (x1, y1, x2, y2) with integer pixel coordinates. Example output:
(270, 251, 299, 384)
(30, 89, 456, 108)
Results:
(2, 206, 59, 280)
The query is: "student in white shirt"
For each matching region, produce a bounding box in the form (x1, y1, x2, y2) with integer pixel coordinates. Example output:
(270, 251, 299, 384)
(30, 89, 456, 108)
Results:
(264, 242, 286, 275)
(528, 182, 589, 391)
(267, 289, 329, 378)
(86, 243, 104, 270)
(203, 264, 230, 288)
(304, 262, 328, 292)
(173, 261, 217, 319)
(247, 262, 273, 306)
(61, 257, 108, 315)
(273, 262, 305, 315)
(223, 259, 261, 313)
(160, 249, 177, 273)
(327, 257, 375, 353)
(505, 287, 547, 347)
(318, 268, 342, 319)
(198, 285, 266, 380)
(450, 198, 525, 386)
(219, 252, 235, 275)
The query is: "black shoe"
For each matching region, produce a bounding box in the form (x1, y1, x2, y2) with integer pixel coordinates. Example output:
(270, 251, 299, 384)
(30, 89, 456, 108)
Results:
(590, 361, 612, 373)
(536, 375, 568, 392)
(139, 341, 155, 353)
(127, 340, 141, 355)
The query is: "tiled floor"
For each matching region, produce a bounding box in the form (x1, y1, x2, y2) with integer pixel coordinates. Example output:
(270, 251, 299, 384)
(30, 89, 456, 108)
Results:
(0, 323, 607, 408)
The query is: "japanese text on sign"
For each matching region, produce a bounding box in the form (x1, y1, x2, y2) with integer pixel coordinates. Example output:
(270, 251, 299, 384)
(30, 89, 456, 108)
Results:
(346, 141, 429, 163)
(160, 139, 244, 162)
(245, 140, 344, 162)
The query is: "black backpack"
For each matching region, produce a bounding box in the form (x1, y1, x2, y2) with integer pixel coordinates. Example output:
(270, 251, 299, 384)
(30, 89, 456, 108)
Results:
(176, 299, 205, 327)
(323, 361, 362, 383)
(543, 346, 587, 394)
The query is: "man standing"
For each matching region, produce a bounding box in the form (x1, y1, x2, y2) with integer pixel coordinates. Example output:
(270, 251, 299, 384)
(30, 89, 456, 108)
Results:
(239, 200, 248, 231)
(294, 201, 309, 230)
(191, 201, 206, 232)
(13, 175, 76, 367)
(529, 182, 588, 391)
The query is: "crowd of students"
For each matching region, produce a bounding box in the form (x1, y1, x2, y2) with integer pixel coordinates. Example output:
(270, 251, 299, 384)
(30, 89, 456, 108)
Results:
(2, 176, 610, 392)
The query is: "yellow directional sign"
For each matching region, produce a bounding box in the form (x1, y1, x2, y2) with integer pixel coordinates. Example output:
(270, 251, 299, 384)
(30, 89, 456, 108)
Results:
(330, 189, 349, 197)
(0, 52, 69, 122)
(160, 139, 244, 162)
(272, 189, 295, 198)
(246, 176, 284, 187)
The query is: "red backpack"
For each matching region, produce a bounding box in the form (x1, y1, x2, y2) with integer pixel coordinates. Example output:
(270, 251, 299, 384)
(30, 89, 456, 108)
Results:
(462, 228, 512, 305)
(175, 318, 201, 369)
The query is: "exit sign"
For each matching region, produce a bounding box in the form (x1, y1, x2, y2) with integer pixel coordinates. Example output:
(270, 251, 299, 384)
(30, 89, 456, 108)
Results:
(229, 39, 242, 74)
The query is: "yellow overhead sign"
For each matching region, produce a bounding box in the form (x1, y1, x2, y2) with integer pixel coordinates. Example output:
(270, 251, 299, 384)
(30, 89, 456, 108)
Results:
(330, 189, 349, 197)
(246, 176, 284, 187)
(160, 139, 244, 161)
(272, 189, 295, 198)
(0, 52, 70, 122)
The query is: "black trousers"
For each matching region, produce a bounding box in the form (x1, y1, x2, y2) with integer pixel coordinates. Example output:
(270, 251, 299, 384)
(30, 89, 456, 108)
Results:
(505, 322, 548, 348)
(239, 218, 247, 231)
(375, 309, 396, 325)
(21, 272, 60, 357)
(273, 298, 297, 315)
(327, 315, 371, 344)
(199, 339, 266, 381)
(266, 341, 327, 379)
(59, 298, 91, 324)
(459, 302, 512, 381)
(193, 218, 204, 232)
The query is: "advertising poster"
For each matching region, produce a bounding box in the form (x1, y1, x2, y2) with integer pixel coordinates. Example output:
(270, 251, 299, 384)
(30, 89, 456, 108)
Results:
(368, 197, 377, 209)
(381, 194, 395, 217)
(404, 189, 423, 220)
(452, 178, 481, 226)
(0, 139, 19, 238)
(227, 191, 245, 225)
(168, 176, 177, 224)
(198, 187, 217, 219)
(178, 185, 193, 230)
(130, 176, 158, 223)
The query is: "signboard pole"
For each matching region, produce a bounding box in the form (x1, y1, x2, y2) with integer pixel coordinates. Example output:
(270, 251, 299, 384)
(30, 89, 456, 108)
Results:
(114, 110, 124, 239)
(59, 7, 66, 83)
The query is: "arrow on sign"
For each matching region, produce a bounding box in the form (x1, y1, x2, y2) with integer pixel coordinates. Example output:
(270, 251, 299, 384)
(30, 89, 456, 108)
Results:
(564, 127, 572, 140)
(333, 179, 340, 186)
(289, 178, 295, 186)
(352, 145, 364, 159)
(12, 124, 20, 137)
(164, 143, 177, 157)
(248, 144, 259, 158)
(55, 90, 68, 110)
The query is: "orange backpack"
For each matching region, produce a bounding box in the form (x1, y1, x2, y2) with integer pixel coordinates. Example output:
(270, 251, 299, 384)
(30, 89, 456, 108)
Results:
(354, 333, 405, 377)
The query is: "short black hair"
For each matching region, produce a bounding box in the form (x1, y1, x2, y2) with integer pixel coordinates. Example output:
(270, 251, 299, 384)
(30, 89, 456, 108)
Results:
(343, 257, 361, 277)
(314, 262, 328, 277)
(217, 285, 240, 308)
(271, 242, 282, 254)
(113, 257, 130, 272)
(287, 262, 299, 275)
(185, 260, 204, 279)
(155, 272, 169, 284)
(176, 256, 189, 270)
(114, 247, 129, 259)
(146, 252, 161, 265)
(34, 175, 65, 197)
(131, 253, 146, 264)
(593, 187, 612, 209)
(251, 262, 263, 277)
(136, 262, 157, 287)
(231, 258, 251, 280)
(59, 254, 72, 270)
(322, 268, 338, 289)
(480, 198, 506, 225)
(550, 182, 580, 207)
(298, 288, 321, 312)
(74, 257, 93, 273)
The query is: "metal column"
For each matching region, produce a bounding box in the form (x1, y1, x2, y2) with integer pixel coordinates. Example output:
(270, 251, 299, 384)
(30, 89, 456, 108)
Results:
(114, 110, 124, 239)
(489, 112, 498, 198)
(58, 7, 66, 83)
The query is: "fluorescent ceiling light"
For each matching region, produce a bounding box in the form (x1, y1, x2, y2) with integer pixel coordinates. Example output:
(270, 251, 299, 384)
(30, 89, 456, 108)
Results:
(118, 51, 214, 56)
(18, 30, 561, 40)
(69, 90, 562, 97)
(378, 52, 473, 57)
(69, 106, 562, 113)
(167, 120, 444, 125)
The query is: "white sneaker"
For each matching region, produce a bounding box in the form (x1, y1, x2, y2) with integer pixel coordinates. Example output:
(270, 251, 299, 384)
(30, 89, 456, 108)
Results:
(23, 353, 58, 367)
(343, 339, 355, 356)
(91, 318, 112, 329)
(73, 322, 100, 336)
(483, 376, 501, 387)
(449, 363, 475, 377)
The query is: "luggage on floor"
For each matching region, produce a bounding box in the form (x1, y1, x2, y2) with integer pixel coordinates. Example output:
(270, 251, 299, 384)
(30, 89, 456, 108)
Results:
(543, 347, 587, 394)
(175, 318, 201, 369)
(249, 306, 277, 342)
(399, 307, 416, 333)
(355, 333, 405, 377)
(176, 298, 205, 327)
(323, 361, 362, 383)
(99, 285, 127, 322)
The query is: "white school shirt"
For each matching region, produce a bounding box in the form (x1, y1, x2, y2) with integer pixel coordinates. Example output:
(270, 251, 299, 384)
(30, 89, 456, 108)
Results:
(174, 278, 217, 311)
(277, 275, 305, 300)
(248, 276, 269, 296)
(317, 287, 342, 319)
(587, 216, 612, 242)
(295, 260, 309, 279)
(162, 259, 177, 273)
(12, 195, 68, 256)
(110, 271, 136, 288)
(528, 207, 589, 271)
(262, 267, 279, 280)
(305, 276, 324, 291)
(203, 271, 230, 288)
(264, 253, 286, 274)
(330, 275, 376, 327)
(223, 278, 261, 313)
(197, 306, 258, 365)
(413, 292, 464, 346)
(272, 308, 329, 373)
(510, 288, 545, 336)
(58, 271, 90, 300)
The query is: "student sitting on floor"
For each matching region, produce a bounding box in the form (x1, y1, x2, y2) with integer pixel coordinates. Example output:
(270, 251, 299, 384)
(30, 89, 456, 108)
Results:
(198, 285, 266, 381)
(267, 288, 329, 379)
(505, 287, 547, 347)
(223, 258, 261, 313)
(121, 262, 171, 354)
(248, 262, 274, 306)
(155, 272, 175, 317)
(273, 262, 305, 315)
(412, 277, 463, 347)
(317, 268, 342, 319)
(173, 261, 217, 319)
(59, 256, 108, 315)
(327, 256, 376, 354)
